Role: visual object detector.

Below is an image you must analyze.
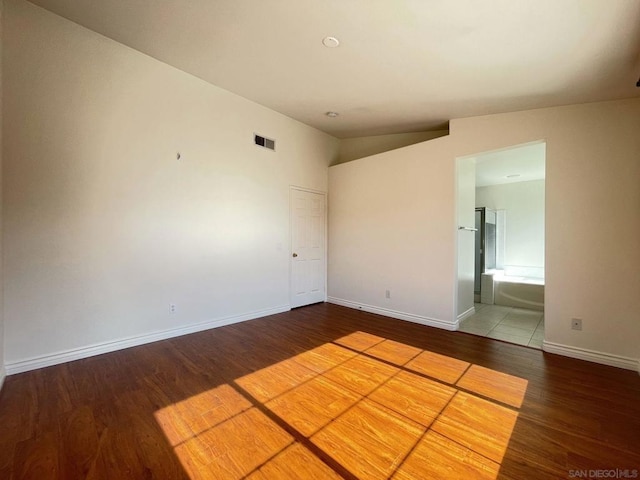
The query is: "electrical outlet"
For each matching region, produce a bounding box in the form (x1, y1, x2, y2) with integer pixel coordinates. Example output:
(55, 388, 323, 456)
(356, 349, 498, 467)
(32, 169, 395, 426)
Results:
(571, 318, 582, 331)
(385, 290, 391, 299)
(170, 304, 177, 314)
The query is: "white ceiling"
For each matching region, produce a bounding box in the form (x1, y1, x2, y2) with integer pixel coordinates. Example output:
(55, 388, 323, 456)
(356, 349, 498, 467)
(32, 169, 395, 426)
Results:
(474, 142, 545, 187)
(28, 0, 640, 138)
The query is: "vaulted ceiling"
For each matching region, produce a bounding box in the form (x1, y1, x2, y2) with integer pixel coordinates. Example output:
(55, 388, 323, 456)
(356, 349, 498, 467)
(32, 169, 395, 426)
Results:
(28, 0, 640, 138)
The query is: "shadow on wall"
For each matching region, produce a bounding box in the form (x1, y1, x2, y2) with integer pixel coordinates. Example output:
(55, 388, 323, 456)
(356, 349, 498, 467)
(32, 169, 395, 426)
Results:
(334, 130, 449, 165)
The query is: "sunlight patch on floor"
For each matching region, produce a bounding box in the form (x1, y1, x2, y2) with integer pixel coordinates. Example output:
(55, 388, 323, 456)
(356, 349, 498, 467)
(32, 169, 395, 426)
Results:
(155, 331, 528, 479)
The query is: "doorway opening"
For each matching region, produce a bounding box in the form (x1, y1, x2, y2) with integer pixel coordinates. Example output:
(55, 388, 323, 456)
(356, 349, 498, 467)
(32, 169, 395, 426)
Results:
(457, 141, 546, 348)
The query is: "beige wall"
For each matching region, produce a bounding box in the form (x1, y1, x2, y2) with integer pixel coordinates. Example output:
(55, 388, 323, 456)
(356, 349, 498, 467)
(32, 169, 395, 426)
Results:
(329, 136, 457, 328)
(335, 130, 448, 165)
(3, 0, 338, 370)
(452, 99, 640, 363)
(330, 97, 640, 365)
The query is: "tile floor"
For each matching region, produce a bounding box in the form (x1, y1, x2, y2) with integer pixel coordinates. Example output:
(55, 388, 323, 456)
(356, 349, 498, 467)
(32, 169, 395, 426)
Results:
(459, 303, 544, 349)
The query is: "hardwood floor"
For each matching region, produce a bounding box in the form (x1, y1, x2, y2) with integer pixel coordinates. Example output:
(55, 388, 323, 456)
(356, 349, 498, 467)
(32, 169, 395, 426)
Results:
(1, 303, 639, 479)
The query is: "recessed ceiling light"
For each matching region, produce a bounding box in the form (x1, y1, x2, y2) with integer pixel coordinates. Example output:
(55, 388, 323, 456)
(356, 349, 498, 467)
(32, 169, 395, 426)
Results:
(506, 174, 521, 178)
(322, 36, 340, 48)
(325, 111, 339, 118)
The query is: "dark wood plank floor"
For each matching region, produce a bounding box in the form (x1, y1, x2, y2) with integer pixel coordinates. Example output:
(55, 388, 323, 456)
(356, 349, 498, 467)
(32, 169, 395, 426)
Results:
(1, 303, 639, 479)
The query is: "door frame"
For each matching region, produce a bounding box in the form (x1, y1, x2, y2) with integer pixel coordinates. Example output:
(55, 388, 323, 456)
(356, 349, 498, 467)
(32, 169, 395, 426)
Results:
(474, 207, 486, 299)
(289, 186, 328, 308)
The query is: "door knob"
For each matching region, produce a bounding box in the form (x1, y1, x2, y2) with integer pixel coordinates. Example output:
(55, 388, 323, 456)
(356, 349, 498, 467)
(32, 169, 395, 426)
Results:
(292, 253, 298, 258)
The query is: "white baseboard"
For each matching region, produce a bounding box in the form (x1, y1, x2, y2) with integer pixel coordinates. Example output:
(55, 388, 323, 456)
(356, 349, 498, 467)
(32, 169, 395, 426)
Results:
(456, 306, 476, 324)
(543, 341, 639, 372)
(0, 365, 6, 393)
(328, 297, 458, 331)
(5, 305, 290, 375)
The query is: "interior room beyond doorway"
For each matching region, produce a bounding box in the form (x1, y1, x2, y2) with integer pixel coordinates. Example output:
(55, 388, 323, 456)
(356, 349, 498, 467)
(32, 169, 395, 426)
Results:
(459, 142, 546, 349)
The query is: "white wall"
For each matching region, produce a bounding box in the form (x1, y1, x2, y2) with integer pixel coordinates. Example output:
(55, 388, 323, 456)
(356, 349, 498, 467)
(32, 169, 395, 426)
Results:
(335, 130, 448, 165)
(3, 0, 338, 371)
(328, 136, 457, 329)
(456, 157, 476, 319)
(476, 179, 545, 277)
(0, 0, 5, 388)
(330, 97, 640, 366)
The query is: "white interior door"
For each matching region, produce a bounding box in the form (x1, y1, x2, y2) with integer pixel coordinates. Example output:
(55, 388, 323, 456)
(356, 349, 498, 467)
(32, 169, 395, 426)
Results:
(290, 188, 326, 308)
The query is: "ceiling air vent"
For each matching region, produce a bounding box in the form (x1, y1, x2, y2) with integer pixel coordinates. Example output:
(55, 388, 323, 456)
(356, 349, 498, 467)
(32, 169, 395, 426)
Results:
(254, 133, 276, 151)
